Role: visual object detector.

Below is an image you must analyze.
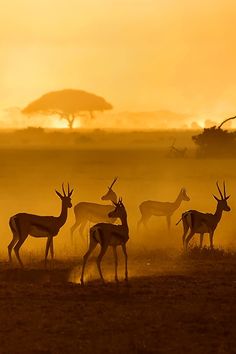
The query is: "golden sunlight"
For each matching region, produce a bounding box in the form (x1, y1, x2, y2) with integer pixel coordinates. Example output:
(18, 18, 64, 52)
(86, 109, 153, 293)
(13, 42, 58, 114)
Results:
(1, 0, 236, 128)
(1, 3, 236, 353)
(51, 117, 82, 129)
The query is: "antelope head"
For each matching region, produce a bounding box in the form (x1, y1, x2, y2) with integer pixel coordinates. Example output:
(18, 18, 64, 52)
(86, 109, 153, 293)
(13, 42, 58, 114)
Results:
(213, 181, 230, 211)
(108, 198, 127, 219)
(101, 177, 118, 203)
(55, 183, 73, 208)
(181, 188, 190, 201)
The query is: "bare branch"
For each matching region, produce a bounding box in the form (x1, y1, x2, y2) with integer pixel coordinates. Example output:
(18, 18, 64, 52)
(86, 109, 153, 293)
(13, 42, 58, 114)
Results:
(218, 116, 236, 129)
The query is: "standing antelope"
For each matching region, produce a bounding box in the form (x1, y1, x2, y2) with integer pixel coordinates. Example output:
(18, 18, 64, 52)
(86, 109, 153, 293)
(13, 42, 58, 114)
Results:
(177, 182, 230, 250)
(137, 188, 190, 232)
(70, 177, 118, 242)
(80, 198, 129, 285)
(8, 184, 73, 267)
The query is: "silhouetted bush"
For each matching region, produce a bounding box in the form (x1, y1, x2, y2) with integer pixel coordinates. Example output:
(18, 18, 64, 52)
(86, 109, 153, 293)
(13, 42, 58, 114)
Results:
(15, 126, 45, 135)
(192, 126, 236, 157)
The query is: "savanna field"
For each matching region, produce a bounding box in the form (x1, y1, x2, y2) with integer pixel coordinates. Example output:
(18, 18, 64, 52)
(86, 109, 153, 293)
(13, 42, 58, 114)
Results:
(1, 129, 236, 353)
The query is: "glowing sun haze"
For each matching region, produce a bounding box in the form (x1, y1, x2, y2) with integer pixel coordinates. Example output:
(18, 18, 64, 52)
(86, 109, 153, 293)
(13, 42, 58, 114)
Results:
(1, 0, 236, 128)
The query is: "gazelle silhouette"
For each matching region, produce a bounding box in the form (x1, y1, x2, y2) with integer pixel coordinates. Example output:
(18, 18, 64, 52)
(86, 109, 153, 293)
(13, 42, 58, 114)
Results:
(177, 182, 230, 250)
(137, 188, 190, 232)
(70, 177, 118, 243)
(80, 198, 129, 285)
(8, 184, 73, 267)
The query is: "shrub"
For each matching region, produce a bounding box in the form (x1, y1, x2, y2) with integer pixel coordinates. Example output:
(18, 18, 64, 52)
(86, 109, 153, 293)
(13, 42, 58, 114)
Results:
(192, 126, 236, 157)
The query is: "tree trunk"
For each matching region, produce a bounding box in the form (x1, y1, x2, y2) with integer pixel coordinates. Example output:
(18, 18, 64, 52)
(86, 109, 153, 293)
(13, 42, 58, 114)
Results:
(89, 111, 94, 119)
(66, 114, 75, 129)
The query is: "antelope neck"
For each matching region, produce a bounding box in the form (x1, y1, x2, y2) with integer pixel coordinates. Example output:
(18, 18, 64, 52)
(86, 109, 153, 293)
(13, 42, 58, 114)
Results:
(214, 203, 224, 223)
(57, 202, 68, 227)
(111, 195, 118, 203)
(173, 191, 183, 209)
(120, 215, 129, 230)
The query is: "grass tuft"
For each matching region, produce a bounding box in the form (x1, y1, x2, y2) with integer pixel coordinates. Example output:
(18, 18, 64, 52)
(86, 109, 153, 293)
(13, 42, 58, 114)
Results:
(182, 245, 236, 260)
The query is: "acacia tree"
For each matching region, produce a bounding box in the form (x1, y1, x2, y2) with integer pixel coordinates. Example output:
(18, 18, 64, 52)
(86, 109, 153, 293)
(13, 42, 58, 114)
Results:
(22, 89, 113, 129)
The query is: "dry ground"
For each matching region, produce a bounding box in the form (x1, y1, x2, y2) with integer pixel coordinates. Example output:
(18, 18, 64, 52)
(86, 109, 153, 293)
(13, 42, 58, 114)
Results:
(0, 249, 236, 354)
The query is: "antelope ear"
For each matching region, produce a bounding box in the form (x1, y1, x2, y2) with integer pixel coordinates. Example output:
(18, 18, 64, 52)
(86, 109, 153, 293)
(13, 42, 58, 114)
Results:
(112, 201, 118, 206)
(213, 194, 220, 202)
(226, 195, 230, 200)
(55, 190, 63, 199)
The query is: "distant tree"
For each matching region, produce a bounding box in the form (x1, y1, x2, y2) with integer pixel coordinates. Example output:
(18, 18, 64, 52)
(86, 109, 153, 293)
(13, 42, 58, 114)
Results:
(192, 116, 236, 157)
(22, 89, 113, 129)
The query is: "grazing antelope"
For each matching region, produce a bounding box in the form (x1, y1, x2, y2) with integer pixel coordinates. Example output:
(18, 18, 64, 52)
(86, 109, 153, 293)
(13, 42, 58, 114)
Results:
(80, 198, 129, 285)
(8, 184, 73, 267)
(176, 182, 230, 250)
(70, 177, 118, 242)
(137, 188, 190, 232)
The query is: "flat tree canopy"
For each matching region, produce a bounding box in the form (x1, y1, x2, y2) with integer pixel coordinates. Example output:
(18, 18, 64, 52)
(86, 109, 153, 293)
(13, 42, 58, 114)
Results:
(22, 89, 113, 128)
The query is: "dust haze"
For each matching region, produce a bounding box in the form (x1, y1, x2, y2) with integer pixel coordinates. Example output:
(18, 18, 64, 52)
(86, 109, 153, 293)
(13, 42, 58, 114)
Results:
(0, 129, 236, 353)
(1, 129, 235, 260)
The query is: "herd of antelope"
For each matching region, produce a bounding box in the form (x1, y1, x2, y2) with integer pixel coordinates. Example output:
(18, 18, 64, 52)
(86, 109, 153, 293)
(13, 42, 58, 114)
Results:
(7, 178, 231, 284)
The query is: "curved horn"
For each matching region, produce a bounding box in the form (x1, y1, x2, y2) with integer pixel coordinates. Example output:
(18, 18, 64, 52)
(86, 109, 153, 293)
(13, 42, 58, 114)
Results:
(216, 181, 223, 200)
(109, 177, 118, 190)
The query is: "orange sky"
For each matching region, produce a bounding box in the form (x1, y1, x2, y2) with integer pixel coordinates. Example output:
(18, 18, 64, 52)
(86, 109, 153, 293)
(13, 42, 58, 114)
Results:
(1, 0, 236, 127)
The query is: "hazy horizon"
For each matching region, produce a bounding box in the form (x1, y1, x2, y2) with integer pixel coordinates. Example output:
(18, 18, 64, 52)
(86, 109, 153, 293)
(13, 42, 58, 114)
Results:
(1, 0, 236, 128)
(0, 107, 235, 130)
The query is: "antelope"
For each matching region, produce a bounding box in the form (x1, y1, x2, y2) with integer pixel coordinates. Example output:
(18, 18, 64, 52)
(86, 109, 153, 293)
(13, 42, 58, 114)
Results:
(8, 184, 73, 267)
(176, 182, 230, 250)
(137, 188, 190, 232)
(70, 177, 118, 242)
(80, 198, 129, 285)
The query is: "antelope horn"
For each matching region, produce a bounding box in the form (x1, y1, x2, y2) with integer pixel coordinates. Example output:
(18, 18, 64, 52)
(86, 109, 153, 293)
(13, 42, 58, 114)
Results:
(223, 181, 226, 198)
(109, 176, 118, 190)
(67, 183, 74, 197)
(62, 183, 66, 197)
(216, 181, 223, 200)
(67, 183, 70, 195)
